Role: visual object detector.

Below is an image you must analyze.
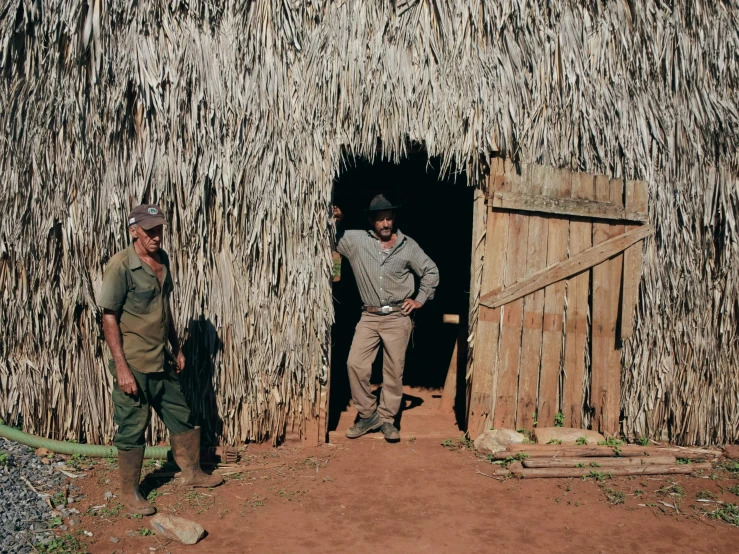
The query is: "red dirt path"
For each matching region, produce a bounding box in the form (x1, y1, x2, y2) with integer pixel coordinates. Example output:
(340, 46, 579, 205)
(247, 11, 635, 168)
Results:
(57, 389, 738, 553)
(64, 437, 739, 554)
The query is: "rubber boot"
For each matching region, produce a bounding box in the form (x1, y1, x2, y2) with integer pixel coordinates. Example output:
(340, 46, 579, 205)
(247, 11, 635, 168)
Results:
(117, 448, 156, 516)
(170, 428, 224, 488)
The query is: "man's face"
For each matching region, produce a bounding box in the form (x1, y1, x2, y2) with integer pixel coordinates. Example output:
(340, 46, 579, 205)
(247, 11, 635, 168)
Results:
(130, 224, 163, 254)
(369, 210, 395, 240)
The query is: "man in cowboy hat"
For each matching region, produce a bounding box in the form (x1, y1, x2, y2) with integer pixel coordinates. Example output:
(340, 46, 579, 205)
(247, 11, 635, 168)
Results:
(333, 194, 439, 441)
(99, 203, 223, 516)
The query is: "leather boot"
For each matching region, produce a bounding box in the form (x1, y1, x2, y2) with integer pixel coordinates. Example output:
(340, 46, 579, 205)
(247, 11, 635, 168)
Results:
(117, 448, 156, 516)
(170, 428, 224, 488)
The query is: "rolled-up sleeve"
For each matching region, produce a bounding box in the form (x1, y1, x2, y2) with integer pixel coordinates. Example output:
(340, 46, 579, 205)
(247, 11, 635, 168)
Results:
(408, 243, 439, 306)
(335, 230, 356, 258)
(99, 261, 128, 312)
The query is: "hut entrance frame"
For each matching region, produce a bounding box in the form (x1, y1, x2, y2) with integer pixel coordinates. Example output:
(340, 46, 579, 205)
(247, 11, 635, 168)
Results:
(318, 152, 474, 443)
(466, 158, 651, 440)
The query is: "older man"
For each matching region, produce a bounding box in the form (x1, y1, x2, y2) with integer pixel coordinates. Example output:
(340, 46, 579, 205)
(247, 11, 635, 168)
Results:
(334, 194, 439, 441)
(99, 204, 222, 516)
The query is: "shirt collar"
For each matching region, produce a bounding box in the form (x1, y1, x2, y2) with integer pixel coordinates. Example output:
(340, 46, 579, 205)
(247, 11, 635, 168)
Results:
(127, 245, 143, 270)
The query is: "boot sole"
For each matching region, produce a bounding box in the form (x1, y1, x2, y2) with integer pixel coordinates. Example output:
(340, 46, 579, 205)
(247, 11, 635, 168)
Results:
(345, 420, 382, 439)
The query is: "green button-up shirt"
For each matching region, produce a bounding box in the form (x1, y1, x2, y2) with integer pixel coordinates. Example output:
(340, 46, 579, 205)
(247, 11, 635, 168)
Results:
(98, 245, 174, 374)
(336, 229, 439, 307)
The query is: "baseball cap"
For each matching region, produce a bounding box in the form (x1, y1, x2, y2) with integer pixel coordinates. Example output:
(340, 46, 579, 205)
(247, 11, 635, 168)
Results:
(128, 204, 167, 230)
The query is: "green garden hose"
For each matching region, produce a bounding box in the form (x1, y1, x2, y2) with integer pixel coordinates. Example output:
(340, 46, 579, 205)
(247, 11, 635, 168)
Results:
(0, 424, 170, 459)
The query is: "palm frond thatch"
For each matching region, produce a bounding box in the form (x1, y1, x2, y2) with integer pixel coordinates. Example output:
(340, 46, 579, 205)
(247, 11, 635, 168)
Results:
(1, 1, 737, 445)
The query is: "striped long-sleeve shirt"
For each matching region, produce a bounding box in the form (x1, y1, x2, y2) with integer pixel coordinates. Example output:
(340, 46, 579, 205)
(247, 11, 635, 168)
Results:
(335, 229, 439, 307)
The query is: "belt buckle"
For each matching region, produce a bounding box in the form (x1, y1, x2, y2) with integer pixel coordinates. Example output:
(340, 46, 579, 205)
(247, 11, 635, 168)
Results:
(380, 305, 392, 314)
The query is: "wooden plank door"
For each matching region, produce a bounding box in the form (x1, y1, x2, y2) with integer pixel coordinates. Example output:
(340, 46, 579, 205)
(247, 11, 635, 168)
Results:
(467, 161, 651, 439)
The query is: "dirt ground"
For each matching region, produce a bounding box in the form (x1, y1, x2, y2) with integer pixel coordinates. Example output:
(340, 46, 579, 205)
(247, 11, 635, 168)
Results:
(45, 435, 739, 554)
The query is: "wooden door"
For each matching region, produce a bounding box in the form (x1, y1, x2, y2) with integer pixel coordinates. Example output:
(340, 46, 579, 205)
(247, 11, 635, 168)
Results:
(467, 159, 651, 438)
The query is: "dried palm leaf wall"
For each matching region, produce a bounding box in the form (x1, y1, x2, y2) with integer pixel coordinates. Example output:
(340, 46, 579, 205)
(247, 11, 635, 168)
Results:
(0, 1, 737, 445)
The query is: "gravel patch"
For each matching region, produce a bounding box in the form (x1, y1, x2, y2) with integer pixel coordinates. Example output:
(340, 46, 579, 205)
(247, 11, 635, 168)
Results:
(0, 437, 81, 553)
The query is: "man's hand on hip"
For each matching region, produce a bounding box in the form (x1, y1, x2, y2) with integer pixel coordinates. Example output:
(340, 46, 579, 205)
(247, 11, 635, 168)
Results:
(117, 365, 139, 396)
(401, 299, 422, 315)
(176, 350, 186, 373)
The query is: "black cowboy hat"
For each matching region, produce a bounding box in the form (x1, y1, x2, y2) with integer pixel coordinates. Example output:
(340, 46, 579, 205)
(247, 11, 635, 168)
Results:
(365, 194, 400, 213)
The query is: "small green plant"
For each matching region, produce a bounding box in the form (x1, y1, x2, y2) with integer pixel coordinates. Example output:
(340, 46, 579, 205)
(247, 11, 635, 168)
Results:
(676, 458, 691, 465)
(516, 428, 526, 434)
(583, 471, 611, 482)
(408, 437, 416, 443)
(554, 412, 565, 427)
(597, 437, 624, 447)
(603, 487, 625, 505)
(708, 503, 739, 526)
(634, 489, 644, 497)
(637, 436, 650, 446)
(547, 439, 562, 445)
(147, 489, 163, 502)
(696, 490, 717, 501)
(47, 516, 63, 529)
(35, 533, 87, 553)
(719, 460, 739, 473)
(576, 437, 588, 446)
(590, 462, 601, 468)
(441, 438, 455, 449)
(727, 484, 739, 496)
(532, 412, 538, 427)
(576, 462, 585, 468)
(137, 527, 154, 536)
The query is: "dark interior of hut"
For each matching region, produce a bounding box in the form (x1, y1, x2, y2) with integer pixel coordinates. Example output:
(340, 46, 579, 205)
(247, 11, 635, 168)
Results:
(329, 150, 473, 432)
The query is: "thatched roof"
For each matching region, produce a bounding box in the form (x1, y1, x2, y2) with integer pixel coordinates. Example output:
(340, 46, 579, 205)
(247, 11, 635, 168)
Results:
(1, 1, 737, 445)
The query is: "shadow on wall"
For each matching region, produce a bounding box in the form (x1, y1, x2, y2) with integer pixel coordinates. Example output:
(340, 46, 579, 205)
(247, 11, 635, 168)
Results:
(178, 317, 223, 447)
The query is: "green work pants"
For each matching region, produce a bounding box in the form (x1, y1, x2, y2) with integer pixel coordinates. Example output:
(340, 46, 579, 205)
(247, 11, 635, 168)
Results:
(109, 363, 194, 451)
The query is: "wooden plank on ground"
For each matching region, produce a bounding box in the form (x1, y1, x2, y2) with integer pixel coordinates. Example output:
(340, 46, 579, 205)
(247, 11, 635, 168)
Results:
(537, 169, 571, 427)
(478, 225, 653, 309)
(492, 161, 528, 430)
(467, 160, 508, 438)
(562, 172, 594, 429)
(507, 463, 712, 479)
(489, 191, 648, 222)
(619, 180, 648, 341)
(591, 177, 626, 436)
(522, 456, 678, 468)
(516, 164, 549, 432)
(496, 444, 714, 460)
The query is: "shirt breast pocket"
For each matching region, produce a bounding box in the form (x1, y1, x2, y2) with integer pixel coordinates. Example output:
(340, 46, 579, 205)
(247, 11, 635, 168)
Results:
(126, 289, 157, 315)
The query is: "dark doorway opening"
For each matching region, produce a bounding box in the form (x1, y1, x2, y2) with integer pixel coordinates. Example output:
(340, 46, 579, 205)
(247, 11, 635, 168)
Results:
(329, 151, 473, 434)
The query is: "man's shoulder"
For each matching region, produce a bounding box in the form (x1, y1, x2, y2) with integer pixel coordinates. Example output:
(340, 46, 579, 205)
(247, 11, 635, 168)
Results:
(106, 248, 131, 271)
(398, 231, 419, 247)
(339, 229, 368, 243)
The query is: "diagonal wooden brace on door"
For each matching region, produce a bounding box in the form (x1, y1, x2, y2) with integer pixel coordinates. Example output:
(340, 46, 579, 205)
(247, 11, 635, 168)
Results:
(479, 224, 654, 310)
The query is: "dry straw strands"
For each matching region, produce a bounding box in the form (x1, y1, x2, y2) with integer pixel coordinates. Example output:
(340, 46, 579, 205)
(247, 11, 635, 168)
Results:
(1, 1, 738, 445)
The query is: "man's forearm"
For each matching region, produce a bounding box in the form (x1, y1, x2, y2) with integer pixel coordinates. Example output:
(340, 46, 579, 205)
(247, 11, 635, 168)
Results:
(102, 312, 128, 370)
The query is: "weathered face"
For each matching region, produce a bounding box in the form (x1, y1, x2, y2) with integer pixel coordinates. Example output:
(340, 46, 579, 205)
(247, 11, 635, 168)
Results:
(130, 224, 163, 254)
(369, 209, 395, 240)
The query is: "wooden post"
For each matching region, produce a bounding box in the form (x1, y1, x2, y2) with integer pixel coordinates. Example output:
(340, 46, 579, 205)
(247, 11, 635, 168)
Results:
(467, 160, 509, 438)
(439, 314, 460, 414)
(591, 177, 625, 436)
(493, 161, 528, 430)
(537, 169, 571, 427)
(562, 172, 594, 429)
(516, 164, 549, 431)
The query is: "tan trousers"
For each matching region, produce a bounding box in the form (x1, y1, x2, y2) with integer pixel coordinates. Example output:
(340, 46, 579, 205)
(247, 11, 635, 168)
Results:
(347, 312, 413, 423)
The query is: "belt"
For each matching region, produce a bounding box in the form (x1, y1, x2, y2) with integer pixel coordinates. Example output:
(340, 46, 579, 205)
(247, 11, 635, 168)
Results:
(363, 304, 403, 315)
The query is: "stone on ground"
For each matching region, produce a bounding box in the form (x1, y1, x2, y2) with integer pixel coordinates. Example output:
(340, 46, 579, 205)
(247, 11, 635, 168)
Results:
(723, 445, 739, 459)
(473, 429, 526, 454)
(151, 514, 206, 545)
(533, 427, 604, 445)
